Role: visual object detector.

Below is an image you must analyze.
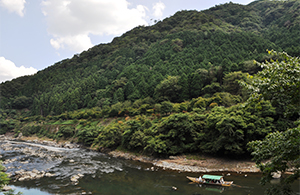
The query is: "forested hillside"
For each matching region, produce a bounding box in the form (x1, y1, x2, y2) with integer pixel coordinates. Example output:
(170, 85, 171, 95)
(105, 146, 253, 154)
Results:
(1, 0, 299, 115)
(0, 0, 299, 157)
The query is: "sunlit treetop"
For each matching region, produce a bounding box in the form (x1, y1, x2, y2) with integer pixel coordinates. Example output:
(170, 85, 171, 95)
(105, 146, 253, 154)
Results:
(241, 50, 300, 117)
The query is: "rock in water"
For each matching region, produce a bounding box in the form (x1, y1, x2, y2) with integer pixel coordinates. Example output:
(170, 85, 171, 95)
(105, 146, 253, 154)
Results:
(271, 171, 281, 179)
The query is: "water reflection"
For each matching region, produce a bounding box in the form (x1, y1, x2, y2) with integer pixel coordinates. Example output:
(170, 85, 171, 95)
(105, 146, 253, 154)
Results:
(1, 141, 299, 195)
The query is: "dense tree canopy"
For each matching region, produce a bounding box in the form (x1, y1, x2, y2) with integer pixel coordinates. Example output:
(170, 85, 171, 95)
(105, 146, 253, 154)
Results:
(0, 3, 299, 194)
(1, 0, 299, 117)
(244, 51, 300, 194)
(241, 51, 300, 117)
(248, 126, 300, 195)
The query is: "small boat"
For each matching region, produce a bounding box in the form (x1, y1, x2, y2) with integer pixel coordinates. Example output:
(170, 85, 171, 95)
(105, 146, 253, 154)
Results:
(186, 174, 233, 187)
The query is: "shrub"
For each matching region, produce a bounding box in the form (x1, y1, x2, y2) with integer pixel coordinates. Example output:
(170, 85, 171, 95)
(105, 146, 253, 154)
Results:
(22, 125, 41, 136)
(94, 123, 123, 148)
(77, 126, 101, 146)
(57, 126, 75, 138)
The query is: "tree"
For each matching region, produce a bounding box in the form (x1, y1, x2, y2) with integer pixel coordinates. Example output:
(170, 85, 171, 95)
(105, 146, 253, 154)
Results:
(201, 82, 222, 95)
(145, 113, 205, 155)
(223, 71, 248, 96)
(160, 101, 173, 115)
(243, 51, 300, 194)
(248, 126, 300, 195)
(178, 73, 190, 101)
(95, 123, 123, 148)
(203, 101, 275, 156)
(124, 81, 134, 100)
(155, 76, 181, 102)
(114, 88, 125, 103)
(241, 51, 300, 117)
(11, 96, 32, 109)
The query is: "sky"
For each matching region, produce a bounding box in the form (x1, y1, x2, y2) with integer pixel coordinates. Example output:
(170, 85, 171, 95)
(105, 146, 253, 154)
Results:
(0, 0, 254, 83)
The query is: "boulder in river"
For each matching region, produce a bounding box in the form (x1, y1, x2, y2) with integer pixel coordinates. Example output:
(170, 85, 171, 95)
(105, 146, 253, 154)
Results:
(2, 185, 12, 191)
(14, 169, 55, 181)
(271, 171, 281, 179)
(70, 174, 84, 184)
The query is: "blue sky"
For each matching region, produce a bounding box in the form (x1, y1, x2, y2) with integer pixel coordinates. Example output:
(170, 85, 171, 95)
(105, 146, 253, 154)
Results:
(0, 0, 254, 83)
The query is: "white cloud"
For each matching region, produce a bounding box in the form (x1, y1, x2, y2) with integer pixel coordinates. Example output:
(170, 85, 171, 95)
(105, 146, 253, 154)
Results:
(0, 0, 26, 17)
(153, 1, 165, 18)
(50, 34, 93, 52)
(42, 0, 148, 53)
(0, 57, 38, 83)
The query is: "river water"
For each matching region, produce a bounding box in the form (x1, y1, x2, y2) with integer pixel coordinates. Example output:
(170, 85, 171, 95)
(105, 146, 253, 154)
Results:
(1, 141, 299, 195)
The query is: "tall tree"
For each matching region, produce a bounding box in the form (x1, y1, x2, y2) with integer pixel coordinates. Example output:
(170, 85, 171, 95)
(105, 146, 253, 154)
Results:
(241, 51, 300, 117)
(243, 51, 300, 194)
(248, 126, 300, 195)
(155, 76, 181, 102)
(223, 71, 248, 96)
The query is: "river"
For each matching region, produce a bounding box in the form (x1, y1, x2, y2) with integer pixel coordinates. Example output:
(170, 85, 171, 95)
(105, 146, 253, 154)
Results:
(1, 140, 299, 195)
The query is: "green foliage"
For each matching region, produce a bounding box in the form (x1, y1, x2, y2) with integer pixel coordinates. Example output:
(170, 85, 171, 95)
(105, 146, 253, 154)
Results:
(202, 100, 275, 155)
(193, 97, 208, 110)
(154, 76, 181, 102)
(190, 92, 242, 111)
(0, 119, 17, 135)
(11, 96, 32, 109)
(223, 71, 248, 96)
(160, 101, 173, 115)
(202, 82, 222, 96)
(1, 1, 297, 116)
(0, 162, 10, 189)
(241, 51, 300, 117)
(243, 51, 300, 194)
(122, 117, 152, 150)
(145, 113, 205, 155)
(56, 126, 75, 138)
(248, 126, 300, 194)
(77, 126, 101, 146)
(94, 123, 123, 148)
(21, 125, 41, 136)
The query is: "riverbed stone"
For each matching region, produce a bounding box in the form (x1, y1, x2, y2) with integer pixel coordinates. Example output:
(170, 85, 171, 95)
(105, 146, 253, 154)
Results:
(32, 169, 39, 173)
(45, 172, 55, 177)
(272, 171, 281, 179)
(13, 169, 55, 181)
(70, 174, 84, 183)
(2, 185, 12, 191)
(0, 135, 6, 140)
(63, 142, 79, 149)
(71, 175, 80, 182)
(16, 133, 23, 139)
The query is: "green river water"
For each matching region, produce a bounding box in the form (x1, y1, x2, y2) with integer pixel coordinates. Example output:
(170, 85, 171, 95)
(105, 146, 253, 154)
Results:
(1, 141, 299, 195)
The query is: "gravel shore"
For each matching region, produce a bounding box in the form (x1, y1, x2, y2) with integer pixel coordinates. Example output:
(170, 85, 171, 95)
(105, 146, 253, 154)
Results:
(1, 134, 260, 174)
(108, 150, 261, 173)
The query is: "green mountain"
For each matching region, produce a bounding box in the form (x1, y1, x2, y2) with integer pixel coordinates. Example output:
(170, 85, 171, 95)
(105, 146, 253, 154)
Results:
(0, 0, 299, 160)
(1, 0, 299, 116)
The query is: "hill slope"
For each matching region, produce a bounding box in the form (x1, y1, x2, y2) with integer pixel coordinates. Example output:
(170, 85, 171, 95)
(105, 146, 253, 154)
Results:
(1, 0, 299, 117)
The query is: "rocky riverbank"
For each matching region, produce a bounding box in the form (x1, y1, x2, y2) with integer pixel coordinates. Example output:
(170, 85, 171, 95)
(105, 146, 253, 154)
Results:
(0, 133, 80, 149)
(0, 134, 82, 184)
(0, 133, 260, 179)
(108, 150, 260, 173)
